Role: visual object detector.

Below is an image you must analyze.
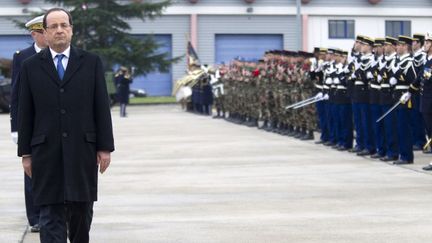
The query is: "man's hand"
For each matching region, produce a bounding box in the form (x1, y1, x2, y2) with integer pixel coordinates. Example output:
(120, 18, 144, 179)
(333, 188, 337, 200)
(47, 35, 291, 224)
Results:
(22, 157, 32, 178)
(400, 92, 411, 104)
(11, 132, 18, 144)
(97, 151, 111, 174)
(315, 92, 323, 99)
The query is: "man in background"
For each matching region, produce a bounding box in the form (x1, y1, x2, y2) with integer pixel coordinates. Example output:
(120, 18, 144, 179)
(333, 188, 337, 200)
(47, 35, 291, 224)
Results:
(10, 15, 47, 233)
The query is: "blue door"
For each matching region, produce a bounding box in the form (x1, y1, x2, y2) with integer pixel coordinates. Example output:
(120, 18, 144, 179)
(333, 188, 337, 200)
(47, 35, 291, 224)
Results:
(215, 34, 283, 64)
(0, 35, 33, 59)
(133, 35, 172, 96)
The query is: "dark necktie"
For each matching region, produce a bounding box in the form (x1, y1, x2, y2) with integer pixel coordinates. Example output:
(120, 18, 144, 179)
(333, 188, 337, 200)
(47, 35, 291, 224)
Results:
(56, 54, 65, 80)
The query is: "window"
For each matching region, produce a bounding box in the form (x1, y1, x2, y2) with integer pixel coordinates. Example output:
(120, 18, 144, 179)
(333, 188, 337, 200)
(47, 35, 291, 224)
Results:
(385, 21, 411, 37)
(328, 20, 355, 39)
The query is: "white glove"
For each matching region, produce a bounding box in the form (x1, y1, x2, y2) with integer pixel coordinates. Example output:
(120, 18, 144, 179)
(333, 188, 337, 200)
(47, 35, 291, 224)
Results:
(389, 77, 397, 86)
(400, 92, 411, 104)
(377, 75, 382, 83)
(333, 77, 340, 84)
(351, 73, 356, 79)
(315, 92, 323, 99)
(11, 132, 18, 144)
(325, 77, 332, 85)
(323, 94, 329, 100)
(367, 71, 374, 79)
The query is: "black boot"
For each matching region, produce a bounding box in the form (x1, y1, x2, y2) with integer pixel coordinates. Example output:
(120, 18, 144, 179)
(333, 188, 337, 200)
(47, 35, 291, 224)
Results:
(300, 130, 314, 140)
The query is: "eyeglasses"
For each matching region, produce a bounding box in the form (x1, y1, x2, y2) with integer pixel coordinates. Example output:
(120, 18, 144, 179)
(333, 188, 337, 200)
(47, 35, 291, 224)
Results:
(45, 23, 72, 31)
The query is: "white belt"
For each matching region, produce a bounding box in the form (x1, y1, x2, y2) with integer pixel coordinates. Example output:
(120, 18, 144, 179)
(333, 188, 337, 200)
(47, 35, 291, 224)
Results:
(355, 81, 365, 85)
(380, 84, 390, 88)
(395, 85, 409, 90)
(370, 84, 381, 90)
(323, 85, 330, 89)
(336, 85, 347, 90)
(315, 84, 323, 89)
(331, 85, 336, 88)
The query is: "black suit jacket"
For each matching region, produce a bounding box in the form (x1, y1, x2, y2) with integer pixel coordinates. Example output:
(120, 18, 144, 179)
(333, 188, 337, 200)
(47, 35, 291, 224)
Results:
(10, 45, 37, 132)
(18, 46, 115, 206)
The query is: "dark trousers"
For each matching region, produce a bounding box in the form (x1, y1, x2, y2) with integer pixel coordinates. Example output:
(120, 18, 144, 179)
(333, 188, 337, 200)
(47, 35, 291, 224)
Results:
(397, 106, 414, 161)
(336, 104, 353, 149)
(423, 112, 432, 138)
(24, 173, 40, 226)
(316, 100, 328, 142)
(120, 103, 127, 117)
(381, 104, 399, 158)
(352, 102, 375, 152)
(410, 94, 426, 147)
(325, 102, 335, 143)
(40, 202, 93, 243)
(370, 104, 385, 156)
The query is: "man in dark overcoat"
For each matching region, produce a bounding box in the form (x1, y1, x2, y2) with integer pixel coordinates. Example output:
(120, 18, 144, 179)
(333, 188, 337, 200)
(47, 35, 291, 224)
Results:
(17, 8, 114, 243)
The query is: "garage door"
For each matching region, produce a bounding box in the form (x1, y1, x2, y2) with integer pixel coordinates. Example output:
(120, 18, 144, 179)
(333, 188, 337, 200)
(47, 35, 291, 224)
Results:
(215, 34, 283, 64)
(132, 34, 172, 96)
(0, 35, 33, 59)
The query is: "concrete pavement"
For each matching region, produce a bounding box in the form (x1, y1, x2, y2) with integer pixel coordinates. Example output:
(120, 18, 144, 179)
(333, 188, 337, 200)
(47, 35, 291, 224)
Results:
(0, 105, 431, 242)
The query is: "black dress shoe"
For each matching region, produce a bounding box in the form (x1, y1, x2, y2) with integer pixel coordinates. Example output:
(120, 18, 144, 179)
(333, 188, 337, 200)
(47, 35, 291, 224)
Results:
(30, 224, 40, 233)
(422, 164, 432, 171)
(423, 149, 432, 154)
(413, 145, 423, 151)
(348, 147, 361, 153)
(323, 141, 335, 146)
(337, 146, 349, 151)
(357, 149, 372, 156)
(370, 153, 384, 159)
(380, 156, 398, 162)
(315, 140, 325, 144)
(393, 160, 413, 165)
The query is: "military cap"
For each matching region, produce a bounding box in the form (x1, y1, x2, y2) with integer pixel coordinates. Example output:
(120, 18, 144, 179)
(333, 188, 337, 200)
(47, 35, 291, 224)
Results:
(327, 48, 336, 54)
(426, 32, 432, 41)
(342, 51, 348, 56)
(333, 49, 343, 55)
(413, 33, 425, 44)
(319, 48, 328, 54)
(361, 36, 374, 46)
(313, 47, 320, 53)
(384, 36, 398, 46)
(298, 51, 314, 58)
(374, 38, 385, 46)
(25, 15, 44, 31)
(356, 35, 364, 42)
(398, 35, 414, 45)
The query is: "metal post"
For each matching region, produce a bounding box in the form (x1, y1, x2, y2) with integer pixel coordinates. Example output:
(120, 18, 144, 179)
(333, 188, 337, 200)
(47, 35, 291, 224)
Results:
(296, 0, 302, 51)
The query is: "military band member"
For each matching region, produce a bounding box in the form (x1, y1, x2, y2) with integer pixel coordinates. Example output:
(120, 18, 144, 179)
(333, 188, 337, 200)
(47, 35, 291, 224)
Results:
(369, 38, 386, 159)
(410, 33, 427, 150)
(312, 48, 329, 144)
(333, 50, 353, 150)
(348, 35, 365, 153)
(322, 49, 335, 146)
(353, 36, 376, 156)
(407, 32, 432, 169)
(391, 35, 417, 164)
(379, 37, 400, 162)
